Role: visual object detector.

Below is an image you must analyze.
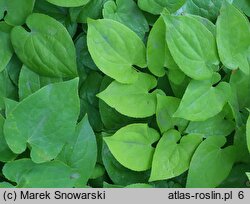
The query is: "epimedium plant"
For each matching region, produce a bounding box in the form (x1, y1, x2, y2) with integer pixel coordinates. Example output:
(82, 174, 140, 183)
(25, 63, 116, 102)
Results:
(0, 0, 249, 188)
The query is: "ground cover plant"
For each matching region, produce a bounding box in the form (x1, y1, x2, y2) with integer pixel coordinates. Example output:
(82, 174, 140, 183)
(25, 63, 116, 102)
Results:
(0, 0, 250, 188)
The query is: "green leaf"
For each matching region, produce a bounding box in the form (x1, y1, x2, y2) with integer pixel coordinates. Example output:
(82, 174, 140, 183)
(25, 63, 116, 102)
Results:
(18, 66, 63, 101)
(219, 163, 250, 188)
(147, 16, 178, 77)
(11, 13, 78, 78)
(75, 34, 98, 71)
(70, 0, 107, 23)
(34, 0, 68, 23)
(4, 99, 18, 117)
(150, 130, 202, 181)
(233, 126, 250, 163)
(233, 0, 250, 17)
(102, 142, 150, 185)
(17, 161, 78, 188)
(57, 115, 97, 187)
(174, 80, 231, 121)
(230, 70, 250, 110)
(0, 182, 14, 188)
(247, 115, 250, 152)
(3, 158, 35, 183)
(5, 55, 22, 87)
(186, 137, 236, 187)
(0, 0, 35, 26)
(0, 70, 17, 110)
(162, 14, 219, 80)
(87, 18, 146, 83)
(99, 76, 143, 130)
(156, 95, 188, 134)
(138, 0, 185, 15)
(167, 69, 190, 98)
(186, 14, 216, 36)
(3, 159, 79, 187)
(0, 114, 16, 162)
(216, 2, 250, 74)
(90, 164, 105, 179)
(185, 0, 223, 22)
(79, 71, 103, 131)
(0, 22, 13, 72)
(97, 73, 159, 118)
(104, 123, 160, 171)
(4, 79, 80, 163)
(185, 109, 235, 138)
(18, 65, 41, 100)
(103, 0, 149, 39)
(46, 0, 90, 7)
(125, 183, 153, 188)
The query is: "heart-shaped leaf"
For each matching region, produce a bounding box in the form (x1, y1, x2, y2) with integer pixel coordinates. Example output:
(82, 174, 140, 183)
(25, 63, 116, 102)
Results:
(150, 129, 202, 181)
(186, 136, 236, 187)
(4, 78, 80, 163)
(11, 13, 78, 78)
(104, 123, 160, 171)
(87, 18, 146, 83)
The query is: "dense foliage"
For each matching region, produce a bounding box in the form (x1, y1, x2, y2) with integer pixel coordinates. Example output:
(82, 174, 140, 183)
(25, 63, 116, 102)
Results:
(0, 0, 250, 188)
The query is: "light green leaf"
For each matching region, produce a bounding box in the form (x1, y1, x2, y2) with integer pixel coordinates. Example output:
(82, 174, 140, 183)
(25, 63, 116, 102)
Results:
(150, 130, 202, 181)
(163, 14, 219, 80)
(216, 2, 250, 74)
(0, 114, 16, 162)
(186, 14, 216, 36)
(247, 173, 250, 181)
(147, 16, 178, 77)
(58, 115, 97, 187)
(156, 95, 188, 134)
(104, 123, 160, 171)
(3, 159, 78, 187)
(0, 22, 13, 72)
(185, 0, 223, 22)
(138, 0, 185, 15)
(99, 76, 143, 131)
(97, 73, 159, 118)
(4, 79, 80, 163)
(247, 115, 250, 152)
(186, 137, 236, 187)
(103, 0, 149, 39)
(87, 18, 146, 83)
(0, 0, 35, 26)
(185, 109, 235, 137)
(11, 13, 78, 78)
(174, 80, 231, 121)
(46, 0, 90, 7)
